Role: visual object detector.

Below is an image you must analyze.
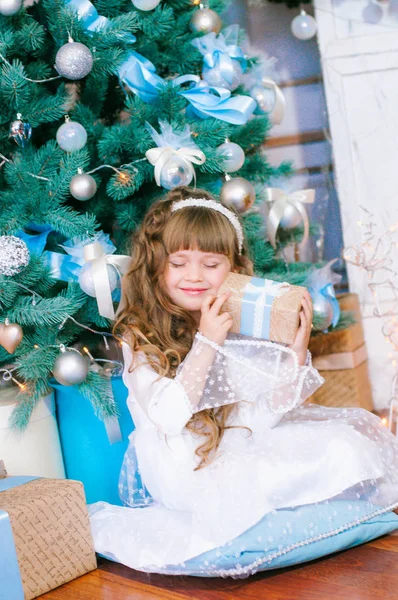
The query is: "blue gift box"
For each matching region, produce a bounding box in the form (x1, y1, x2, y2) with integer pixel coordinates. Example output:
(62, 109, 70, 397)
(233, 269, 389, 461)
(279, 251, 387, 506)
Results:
(0, 476, 38, 600)
(54, 376, 134, 505)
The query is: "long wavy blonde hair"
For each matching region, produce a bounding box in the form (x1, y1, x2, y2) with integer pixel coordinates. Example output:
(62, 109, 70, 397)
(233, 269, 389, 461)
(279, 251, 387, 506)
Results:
(115, 186, 254, 469)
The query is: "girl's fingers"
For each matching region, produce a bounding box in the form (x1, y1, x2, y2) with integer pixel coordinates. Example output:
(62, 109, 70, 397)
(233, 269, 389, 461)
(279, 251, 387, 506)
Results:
(210, 292, 231, 315)
(201, 294, 215, 313)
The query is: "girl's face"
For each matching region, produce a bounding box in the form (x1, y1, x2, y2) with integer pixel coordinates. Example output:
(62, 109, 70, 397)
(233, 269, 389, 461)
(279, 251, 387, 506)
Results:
(164, 249, 231, 316)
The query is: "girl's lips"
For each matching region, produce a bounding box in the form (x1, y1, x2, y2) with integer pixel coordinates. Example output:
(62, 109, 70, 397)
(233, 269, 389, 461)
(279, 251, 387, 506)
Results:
(180, 288, 209, 295)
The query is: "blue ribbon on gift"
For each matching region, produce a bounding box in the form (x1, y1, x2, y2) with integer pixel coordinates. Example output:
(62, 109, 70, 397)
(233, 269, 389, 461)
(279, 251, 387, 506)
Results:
(16, 224, 52, 256)
(239, 276, 290, 339)
(0, 476, 39, 600)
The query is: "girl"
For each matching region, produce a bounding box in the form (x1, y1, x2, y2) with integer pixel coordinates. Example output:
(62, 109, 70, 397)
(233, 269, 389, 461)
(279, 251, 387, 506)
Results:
(89, 186, 398, 577)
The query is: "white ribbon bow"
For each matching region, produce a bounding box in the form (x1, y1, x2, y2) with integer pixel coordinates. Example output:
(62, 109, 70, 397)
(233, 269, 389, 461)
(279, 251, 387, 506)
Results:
(83, 242, 132, 320)
(265, 188, 315, 249)
(145, 146, 206, 187)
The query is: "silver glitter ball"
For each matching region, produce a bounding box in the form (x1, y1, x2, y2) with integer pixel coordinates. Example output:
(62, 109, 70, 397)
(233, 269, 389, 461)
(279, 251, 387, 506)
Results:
(55, 41, 93, 80)
(190, 8, 222, 34)
(53, 349, 89, 386)
(0, 236, 30, 276)
(69, 172, 97, 201)
(220, 177, 255, 213)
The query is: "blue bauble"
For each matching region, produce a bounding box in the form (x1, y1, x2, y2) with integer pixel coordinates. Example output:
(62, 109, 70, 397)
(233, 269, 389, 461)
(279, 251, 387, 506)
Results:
(56, 121, 87, 152)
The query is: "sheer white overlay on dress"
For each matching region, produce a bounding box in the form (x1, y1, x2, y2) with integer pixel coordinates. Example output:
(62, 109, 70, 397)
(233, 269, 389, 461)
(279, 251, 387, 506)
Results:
(89, 334, 398, 577)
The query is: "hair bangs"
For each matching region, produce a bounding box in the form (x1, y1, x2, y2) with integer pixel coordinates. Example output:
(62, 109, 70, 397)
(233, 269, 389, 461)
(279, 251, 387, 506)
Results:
(163, 207, 238, 258)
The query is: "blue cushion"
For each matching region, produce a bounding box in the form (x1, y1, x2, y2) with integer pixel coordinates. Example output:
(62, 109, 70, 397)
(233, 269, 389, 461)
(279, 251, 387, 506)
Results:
(162, 502, 398, 576)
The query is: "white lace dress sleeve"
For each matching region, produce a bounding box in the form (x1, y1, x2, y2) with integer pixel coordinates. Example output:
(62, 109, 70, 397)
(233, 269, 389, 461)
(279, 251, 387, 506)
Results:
(175, 332, 324, 418)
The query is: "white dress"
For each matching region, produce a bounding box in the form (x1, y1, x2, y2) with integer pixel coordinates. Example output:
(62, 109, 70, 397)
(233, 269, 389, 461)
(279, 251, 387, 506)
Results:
(89, 334, 398, 576)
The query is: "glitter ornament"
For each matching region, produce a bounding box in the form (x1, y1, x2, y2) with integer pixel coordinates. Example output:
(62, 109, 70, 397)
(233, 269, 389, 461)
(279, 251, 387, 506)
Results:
(78, 262, 119, 297)
(0, 319, 23, 354)
(69, 170, 97, 201)
(132, 0, 161, 9)
(291, 10, 318, 40)
(158, 155, 193, 190)
(52, 346, 89, 386)
(190, 7, 222, 34)
(217, 141, 245, 173)
(55, 39, 93, 80)
(0, 236, 30, 276)
(56, 118, 87, 152)
(220, 177, 255, 213)
(0, 0, 22, 15)
(9, 114, 32, 149)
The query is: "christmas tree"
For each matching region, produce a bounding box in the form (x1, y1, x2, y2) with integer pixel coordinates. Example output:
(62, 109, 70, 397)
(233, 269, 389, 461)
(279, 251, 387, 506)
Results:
(0, 0, 316, 429)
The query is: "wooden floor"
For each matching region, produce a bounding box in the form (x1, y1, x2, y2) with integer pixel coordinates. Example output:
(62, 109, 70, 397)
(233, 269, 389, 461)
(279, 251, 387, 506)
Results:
(40, 531, 398, 600)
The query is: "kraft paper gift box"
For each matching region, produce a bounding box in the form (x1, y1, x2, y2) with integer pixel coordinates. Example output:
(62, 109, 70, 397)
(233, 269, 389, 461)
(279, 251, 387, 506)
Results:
(54, 375, 134, 505)
(308, 293, 373, 411)
(0, 476, 97, 600)
(218, 272, 305, 344)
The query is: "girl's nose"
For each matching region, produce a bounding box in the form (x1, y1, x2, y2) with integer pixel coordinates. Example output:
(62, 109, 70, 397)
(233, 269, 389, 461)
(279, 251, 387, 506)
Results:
(185, 267, 204, 282)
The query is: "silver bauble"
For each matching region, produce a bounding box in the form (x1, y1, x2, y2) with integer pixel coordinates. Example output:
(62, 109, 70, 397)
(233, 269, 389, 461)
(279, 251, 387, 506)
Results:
(217, 141, 245, 173)
(53, 349, 89, 386)
(220, 177, 255, 213)
(56, 120, 87, 152)
(279, 203, 303, 229)
(0, 0, 22, 15)
(159, 155, 193, 190)
(78, 262, 119, 297)
(0, 236, 30, 276)
(312, 295, 334, 332)
(190, 8, 222, 34)
(69, 172, 97, 201)
(55, 41, 93, 80)
(203, 61, 243, 92)
(132, 0, 161, 9)
(9, 115, 32, 149)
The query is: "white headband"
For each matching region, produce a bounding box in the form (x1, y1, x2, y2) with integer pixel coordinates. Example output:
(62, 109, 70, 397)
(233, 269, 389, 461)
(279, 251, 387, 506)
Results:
(171, 198, 244, 255)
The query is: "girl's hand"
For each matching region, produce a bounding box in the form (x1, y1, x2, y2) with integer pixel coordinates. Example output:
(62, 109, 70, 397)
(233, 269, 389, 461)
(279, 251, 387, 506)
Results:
(199, 292, 233, 345)
(288, 290, 313, 366)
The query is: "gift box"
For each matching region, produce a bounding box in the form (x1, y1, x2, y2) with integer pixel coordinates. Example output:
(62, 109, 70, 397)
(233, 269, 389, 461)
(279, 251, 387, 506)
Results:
(0, 476, 97, 600)
(54, 375, 134, 505)
(308, 293, 373, 411)
(0, 388, 65, 479)
(218, 272, 305, 344)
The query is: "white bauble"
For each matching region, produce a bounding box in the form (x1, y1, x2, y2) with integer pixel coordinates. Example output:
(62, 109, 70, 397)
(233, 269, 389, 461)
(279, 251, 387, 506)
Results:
(217, 141, 245, 173)
(53, 349, 89, 386)
(159, 156, 193, 190)
(202, 60, 243, 92)
(291, 11, 318, 40)
(250, 84, 276, 114)
(0, 0, 22, 16)
(190, 8, 222, 34)
(78, 262, 119, 297)
(279, 203, 303, 229)
(56, 121, 87, 152)
(55, 41, 93, 80)
(132, 0, 161, 9)
(220, 177, 255, 213)
(69, 172, 97, 201)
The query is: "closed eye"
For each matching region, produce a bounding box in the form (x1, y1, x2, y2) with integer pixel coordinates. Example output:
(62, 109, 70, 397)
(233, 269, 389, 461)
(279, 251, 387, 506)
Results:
(204, 264, 220, 268)
(170, 262, 185, 268)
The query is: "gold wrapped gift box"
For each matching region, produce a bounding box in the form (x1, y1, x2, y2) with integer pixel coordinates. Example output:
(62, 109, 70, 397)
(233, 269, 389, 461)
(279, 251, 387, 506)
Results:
(219, 272, 306, 345)
(308, 293, 373, 411)
(0, 477, 97, 599)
